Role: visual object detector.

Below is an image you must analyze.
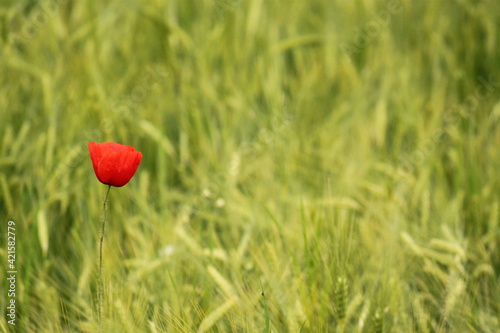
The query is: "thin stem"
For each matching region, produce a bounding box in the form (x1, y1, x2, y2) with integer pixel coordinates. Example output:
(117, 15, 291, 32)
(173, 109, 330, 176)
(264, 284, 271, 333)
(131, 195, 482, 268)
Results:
(97, 185, 111, 333)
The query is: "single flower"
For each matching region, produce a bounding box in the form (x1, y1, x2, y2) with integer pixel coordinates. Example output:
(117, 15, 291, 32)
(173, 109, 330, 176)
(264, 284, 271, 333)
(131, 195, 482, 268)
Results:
(88, 142, 142, 187)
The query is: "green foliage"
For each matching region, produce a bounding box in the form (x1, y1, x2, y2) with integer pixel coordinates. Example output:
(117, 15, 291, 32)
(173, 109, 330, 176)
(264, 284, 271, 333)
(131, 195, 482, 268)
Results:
(0, 0, 499, 332)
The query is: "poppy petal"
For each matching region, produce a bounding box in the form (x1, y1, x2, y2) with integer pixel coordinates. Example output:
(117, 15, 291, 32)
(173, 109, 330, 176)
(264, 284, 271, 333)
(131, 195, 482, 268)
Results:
(96, 151, 143, 187)
(88, 142, 143, 187)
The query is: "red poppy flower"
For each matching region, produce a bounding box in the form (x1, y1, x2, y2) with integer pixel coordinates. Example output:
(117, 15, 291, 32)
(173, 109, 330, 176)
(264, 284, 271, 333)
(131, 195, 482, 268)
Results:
(88, 142, 142, 187)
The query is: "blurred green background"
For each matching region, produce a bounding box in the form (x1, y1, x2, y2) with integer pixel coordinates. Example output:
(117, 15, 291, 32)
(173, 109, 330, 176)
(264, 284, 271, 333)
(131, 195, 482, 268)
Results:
(0, 0, 499, 332)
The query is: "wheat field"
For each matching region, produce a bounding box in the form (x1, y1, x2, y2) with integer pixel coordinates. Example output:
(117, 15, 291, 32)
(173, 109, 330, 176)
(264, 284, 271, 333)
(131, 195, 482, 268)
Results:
(0, 0, 499, 332)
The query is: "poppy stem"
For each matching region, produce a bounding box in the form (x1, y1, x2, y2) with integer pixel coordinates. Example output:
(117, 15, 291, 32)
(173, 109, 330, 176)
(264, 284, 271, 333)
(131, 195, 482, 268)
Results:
(97, 184, 111, 332)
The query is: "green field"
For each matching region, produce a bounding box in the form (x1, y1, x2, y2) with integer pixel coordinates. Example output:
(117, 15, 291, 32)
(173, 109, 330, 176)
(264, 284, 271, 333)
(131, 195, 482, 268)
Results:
(1, 0, 499, 332)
